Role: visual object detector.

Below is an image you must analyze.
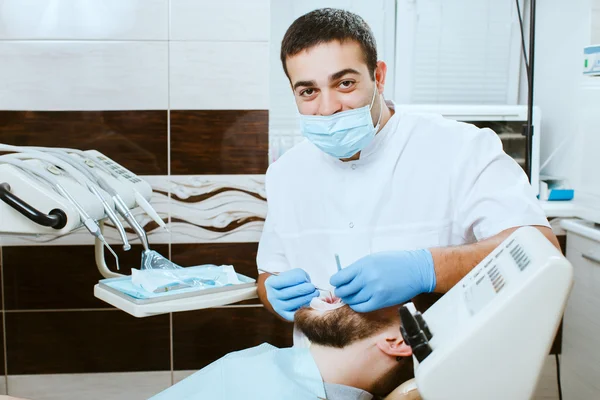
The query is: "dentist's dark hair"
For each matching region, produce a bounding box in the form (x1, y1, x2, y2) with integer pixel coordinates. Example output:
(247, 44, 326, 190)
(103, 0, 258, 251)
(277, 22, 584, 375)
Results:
(280, 8, 378, 81)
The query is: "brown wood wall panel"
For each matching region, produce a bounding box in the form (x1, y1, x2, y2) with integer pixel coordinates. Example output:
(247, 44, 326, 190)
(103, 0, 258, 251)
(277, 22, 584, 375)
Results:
(171, 242, 259, 279)
(5, 311, 170, 374)
(3, 244, 168, 310)
(170, 110, 268, 175)
(171, 242, 261, 305)
(173, 307, 292, 370)
(0, 111, 168, 174)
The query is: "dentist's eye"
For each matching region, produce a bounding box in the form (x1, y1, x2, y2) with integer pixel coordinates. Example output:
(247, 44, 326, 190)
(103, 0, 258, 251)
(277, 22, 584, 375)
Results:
(339, 80, 354, 89)
(300, 88, 315, 97)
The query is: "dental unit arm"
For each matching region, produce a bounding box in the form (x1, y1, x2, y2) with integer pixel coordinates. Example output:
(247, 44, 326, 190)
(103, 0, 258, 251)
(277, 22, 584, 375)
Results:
(1, 145, 259, 317)
(0, 145, 155, 277)
(386, 227, 573, 400)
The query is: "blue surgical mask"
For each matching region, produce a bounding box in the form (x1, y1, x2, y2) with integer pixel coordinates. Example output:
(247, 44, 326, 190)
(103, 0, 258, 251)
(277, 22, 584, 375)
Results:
(299, 84, 382, 159)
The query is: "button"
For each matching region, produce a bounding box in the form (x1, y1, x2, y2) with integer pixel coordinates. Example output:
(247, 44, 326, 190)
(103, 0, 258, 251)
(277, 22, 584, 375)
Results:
(349, 222, 354, 228)
(351, 164, 357, 170)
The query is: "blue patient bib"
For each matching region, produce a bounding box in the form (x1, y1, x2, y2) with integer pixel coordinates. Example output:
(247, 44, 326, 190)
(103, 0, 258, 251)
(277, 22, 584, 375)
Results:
(149, 343, 326, 400)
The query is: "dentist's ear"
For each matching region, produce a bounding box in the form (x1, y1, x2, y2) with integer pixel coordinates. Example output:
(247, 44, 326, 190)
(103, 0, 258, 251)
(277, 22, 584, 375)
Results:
(376, 335, 413, 358)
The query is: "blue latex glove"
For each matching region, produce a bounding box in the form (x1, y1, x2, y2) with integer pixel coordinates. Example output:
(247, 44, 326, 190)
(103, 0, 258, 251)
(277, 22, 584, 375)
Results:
(330, 249, 436, 313)
(265, 268, 320, 321)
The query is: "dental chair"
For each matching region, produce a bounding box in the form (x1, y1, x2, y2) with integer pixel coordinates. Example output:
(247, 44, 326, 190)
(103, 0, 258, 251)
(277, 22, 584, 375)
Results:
(386, 227, 572, 400)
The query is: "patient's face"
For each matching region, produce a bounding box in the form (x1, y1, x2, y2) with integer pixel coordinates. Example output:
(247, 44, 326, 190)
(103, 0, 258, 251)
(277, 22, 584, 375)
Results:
(295, 301, 401, 348)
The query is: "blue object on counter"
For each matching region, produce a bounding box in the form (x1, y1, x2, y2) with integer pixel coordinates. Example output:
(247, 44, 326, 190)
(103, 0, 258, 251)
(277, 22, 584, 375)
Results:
(547, 189, 575, 201)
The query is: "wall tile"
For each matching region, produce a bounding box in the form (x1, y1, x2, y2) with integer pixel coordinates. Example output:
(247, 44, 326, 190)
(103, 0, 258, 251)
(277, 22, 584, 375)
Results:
(161, 175, 266, 244)
(0, 176, 170, 247)
(171, 242, 261, 305)
(7, 371, 171, 400)
(170, 0, 269, 41)
(169, 42, 269, 110)
(172, 370, 194, 384)
(173, 307, 292, 370)
(0, 41, 168, 111)
(0, 111, 168, 174)
(2, 244, 168, 310)
(171, 242, 259, 279)
(0, 310, 5, 376)
(170, 111, 268, 174)
(5, 311, 170, 374)
(0, 0, 168, 40)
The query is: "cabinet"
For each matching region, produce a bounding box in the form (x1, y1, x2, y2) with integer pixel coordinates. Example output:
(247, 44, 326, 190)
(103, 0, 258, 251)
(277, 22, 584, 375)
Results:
(561, 219, 600, 399)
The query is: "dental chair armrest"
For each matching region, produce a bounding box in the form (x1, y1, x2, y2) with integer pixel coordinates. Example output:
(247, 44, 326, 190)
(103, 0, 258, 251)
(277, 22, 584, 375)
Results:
(0, 396, 31, 400)
(384, 379, 422, 400)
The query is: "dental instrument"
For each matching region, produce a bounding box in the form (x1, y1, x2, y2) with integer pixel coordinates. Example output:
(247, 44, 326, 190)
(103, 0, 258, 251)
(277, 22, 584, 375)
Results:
(54, 147, 167, 231)
(335, 253, 342, 272)
(2, 151, 130, 255)
(32, 148, 132, 251)
(0, 157, 121, 269)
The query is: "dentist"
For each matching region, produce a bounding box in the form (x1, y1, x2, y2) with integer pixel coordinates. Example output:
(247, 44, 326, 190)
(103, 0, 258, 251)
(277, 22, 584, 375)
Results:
(257, 8, 558, 342)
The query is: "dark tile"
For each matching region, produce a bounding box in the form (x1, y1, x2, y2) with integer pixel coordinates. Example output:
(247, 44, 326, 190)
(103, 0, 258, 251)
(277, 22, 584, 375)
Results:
(171, 243, 259, 279)
(173, 307, 292, 370)
(0, 111, 168, 174)
(171, 243, 260, 305)
(0, 247, 4, 308)
(5, 310, 170, 374)
(3, 244, 168, 310)
(0, 312, 4, 376)
(0, 248, 4, 374)
(170, 110, 268, 174)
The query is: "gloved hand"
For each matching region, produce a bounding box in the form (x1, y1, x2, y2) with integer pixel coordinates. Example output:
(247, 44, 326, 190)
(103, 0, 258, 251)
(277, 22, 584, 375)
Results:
(265, 268, 320, 321)
(330, 249, 436, 313)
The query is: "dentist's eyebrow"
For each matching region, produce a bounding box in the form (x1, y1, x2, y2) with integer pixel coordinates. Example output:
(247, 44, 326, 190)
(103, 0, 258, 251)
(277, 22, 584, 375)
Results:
(293, 80, 317, 91)
(292, 68, 361, 91)
(329, 68, 360, 82)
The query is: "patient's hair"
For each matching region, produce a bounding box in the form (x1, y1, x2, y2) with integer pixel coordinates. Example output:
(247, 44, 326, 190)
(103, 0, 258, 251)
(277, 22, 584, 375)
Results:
(295, 305, 399, 348)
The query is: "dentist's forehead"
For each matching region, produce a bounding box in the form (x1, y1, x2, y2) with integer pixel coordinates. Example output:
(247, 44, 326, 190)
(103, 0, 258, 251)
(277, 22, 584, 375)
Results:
(286, 40, 369, 85)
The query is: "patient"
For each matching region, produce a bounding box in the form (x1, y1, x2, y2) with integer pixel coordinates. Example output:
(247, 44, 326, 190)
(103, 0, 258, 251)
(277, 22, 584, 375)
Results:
(150, 297, 416, 400)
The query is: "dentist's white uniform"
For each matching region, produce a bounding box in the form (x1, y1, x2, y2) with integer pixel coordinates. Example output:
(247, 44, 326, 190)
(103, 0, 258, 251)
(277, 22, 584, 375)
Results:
(257, 101, 549, 344)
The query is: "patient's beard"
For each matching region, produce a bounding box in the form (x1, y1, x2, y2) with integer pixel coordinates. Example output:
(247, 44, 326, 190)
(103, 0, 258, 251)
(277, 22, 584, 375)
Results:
(294, 304, 398, 348)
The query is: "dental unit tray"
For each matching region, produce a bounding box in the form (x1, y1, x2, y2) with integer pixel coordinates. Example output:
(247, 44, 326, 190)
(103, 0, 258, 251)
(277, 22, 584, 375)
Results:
(99, 272, 256, 305)
(95, 274, 258, 318)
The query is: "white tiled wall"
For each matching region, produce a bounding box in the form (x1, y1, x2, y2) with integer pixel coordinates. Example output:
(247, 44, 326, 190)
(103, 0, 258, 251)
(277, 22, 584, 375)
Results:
(0, 41, 169, 111)
(170, 0, 270, 41)
(0, 0, 169, 40)
(169, 41, 269, 110)
(0, 0, 270, 111)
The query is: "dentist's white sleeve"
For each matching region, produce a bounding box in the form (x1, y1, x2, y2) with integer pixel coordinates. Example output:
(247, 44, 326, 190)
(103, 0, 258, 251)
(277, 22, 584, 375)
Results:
(452, 127, 549, 241)
(256, 167, 292, 275)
